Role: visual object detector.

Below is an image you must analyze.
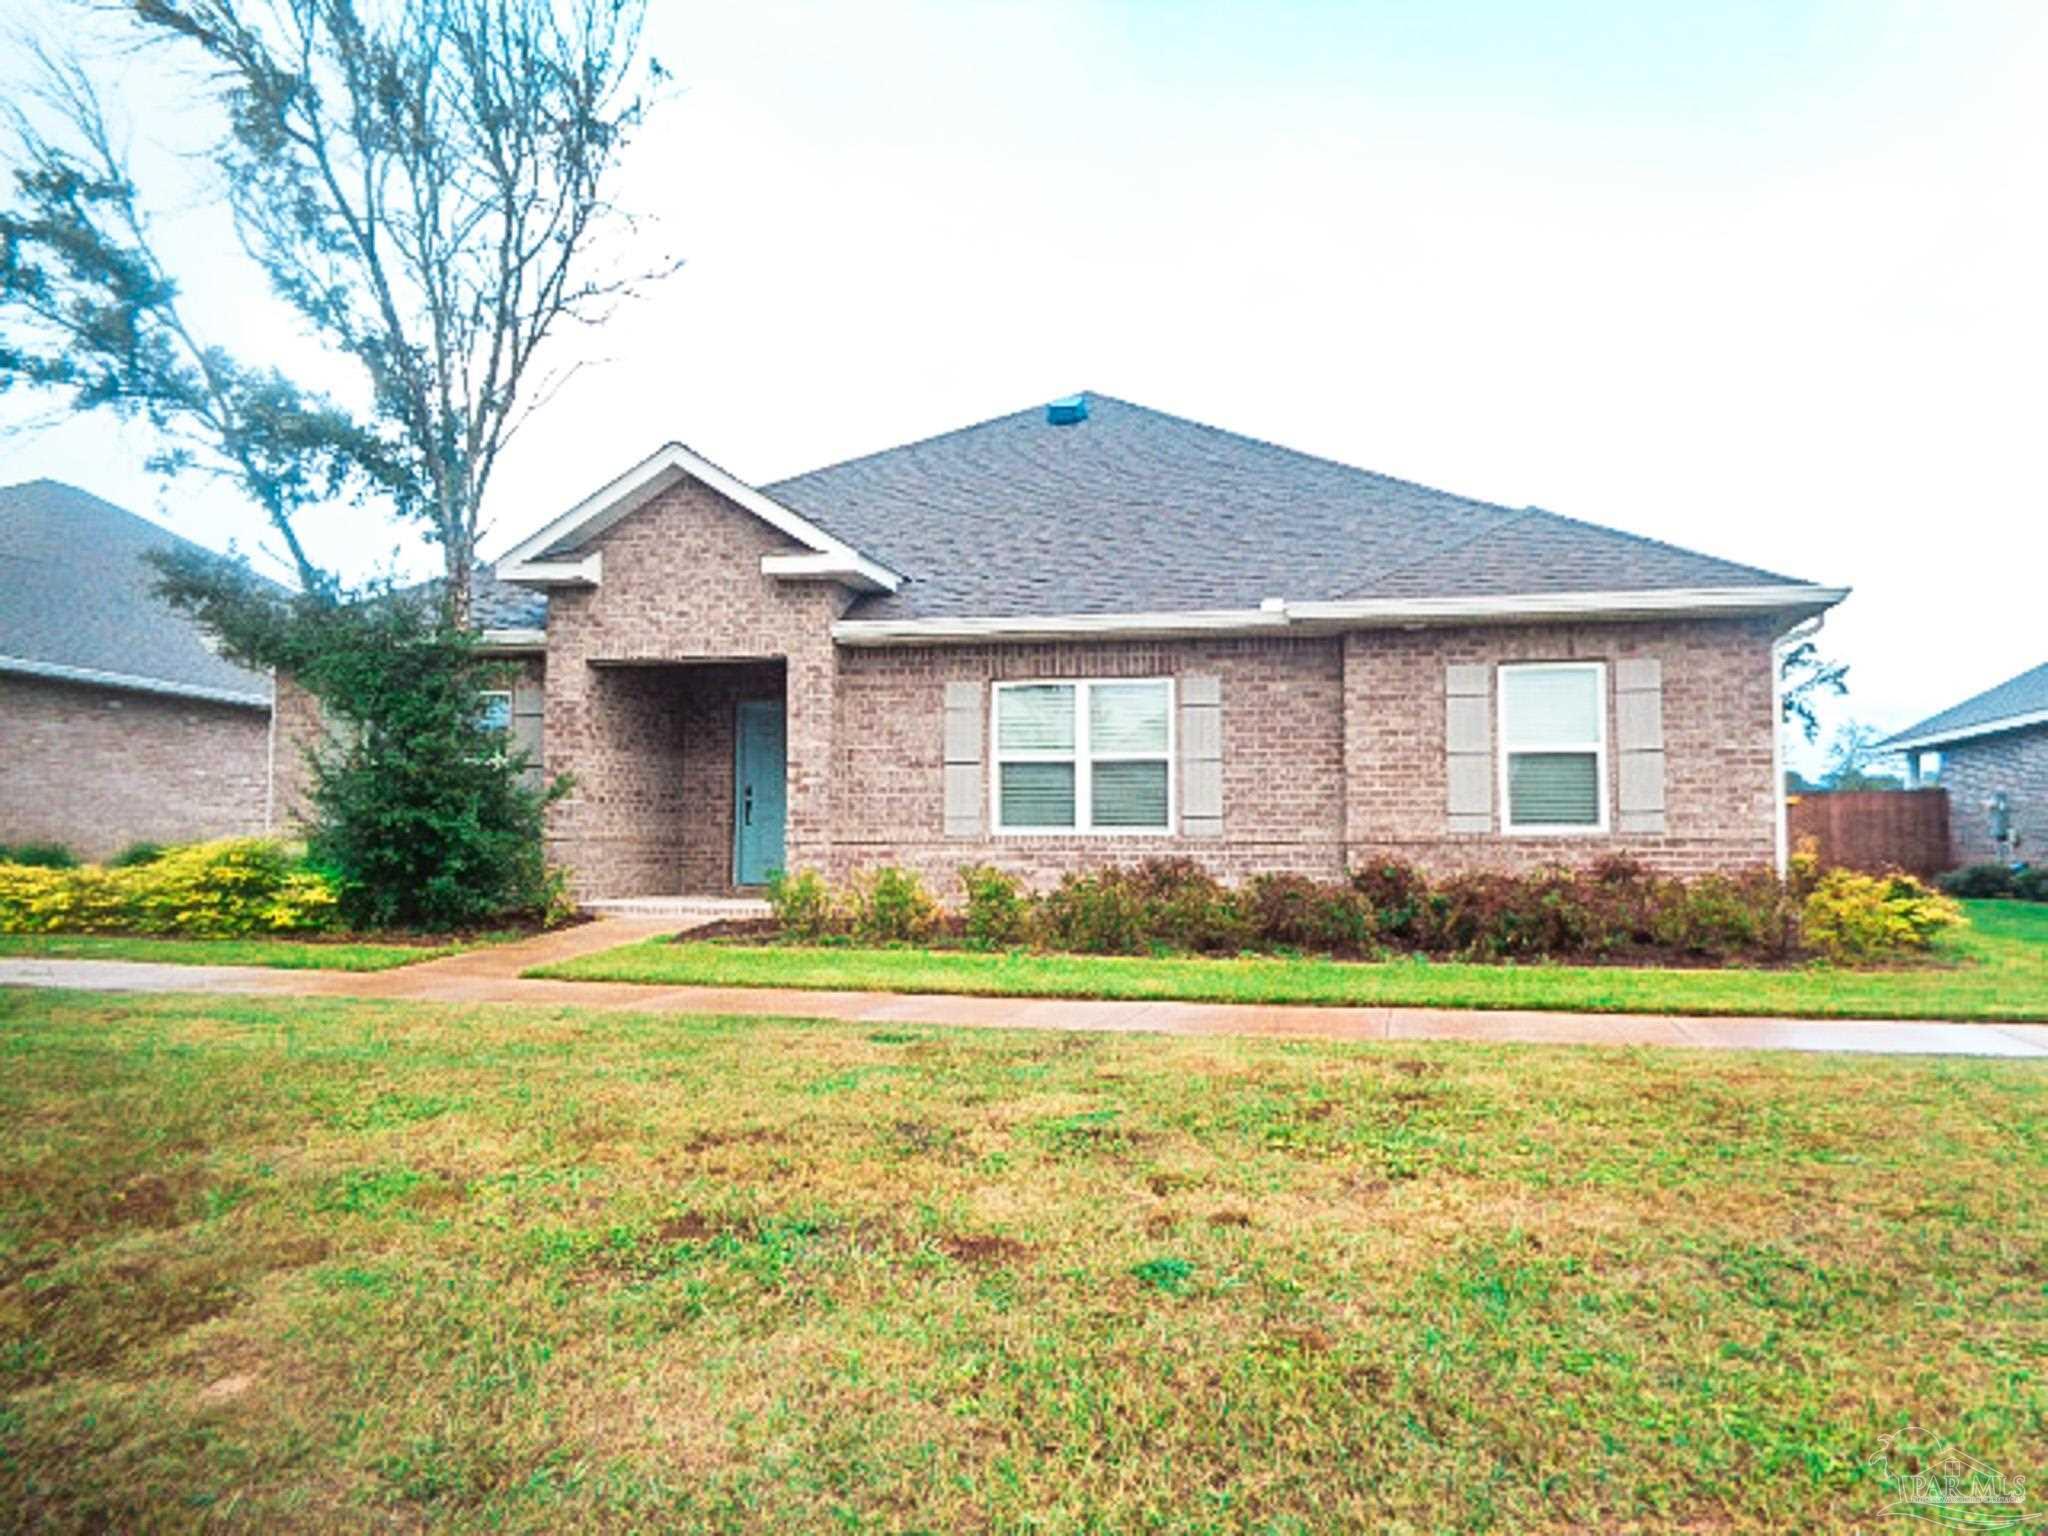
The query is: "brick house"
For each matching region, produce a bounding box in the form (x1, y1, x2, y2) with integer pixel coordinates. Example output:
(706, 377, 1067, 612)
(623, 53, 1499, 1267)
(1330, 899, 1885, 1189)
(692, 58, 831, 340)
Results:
(1885, 661, 2048, 867)
(467, 393, 1846, 900)
(0, 480, 275, 859)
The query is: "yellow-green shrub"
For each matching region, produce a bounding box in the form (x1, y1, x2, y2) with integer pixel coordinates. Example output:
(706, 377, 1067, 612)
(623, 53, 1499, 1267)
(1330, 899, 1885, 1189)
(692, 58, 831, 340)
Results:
(1801, 869, 1964, 962)
(0, 839, 339, 937)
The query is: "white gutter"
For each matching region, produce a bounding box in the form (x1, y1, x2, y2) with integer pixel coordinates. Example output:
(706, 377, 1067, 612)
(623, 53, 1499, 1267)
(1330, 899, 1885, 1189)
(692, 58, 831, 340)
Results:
(833, 584, 1849, 648)
(0, 653, 270, 709)
(1769, 614, 1826, 876)
(834, 605, 1295, 646)
(1884, 707, 2048, 755)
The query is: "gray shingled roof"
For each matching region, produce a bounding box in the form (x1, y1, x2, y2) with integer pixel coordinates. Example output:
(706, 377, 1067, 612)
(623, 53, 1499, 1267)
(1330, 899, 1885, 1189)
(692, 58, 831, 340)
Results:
(748, 394, 1806, 621)
(400, 564, 549, 631)
(471, 564, 548, 630)
(0, 479, 271, 706)
(1884, 661, 2048, 748)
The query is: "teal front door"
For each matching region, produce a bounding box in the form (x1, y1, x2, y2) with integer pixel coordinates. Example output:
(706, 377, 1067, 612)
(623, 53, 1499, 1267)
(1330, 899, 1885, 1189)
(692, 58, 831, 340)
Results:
(733, 698, 787, 887)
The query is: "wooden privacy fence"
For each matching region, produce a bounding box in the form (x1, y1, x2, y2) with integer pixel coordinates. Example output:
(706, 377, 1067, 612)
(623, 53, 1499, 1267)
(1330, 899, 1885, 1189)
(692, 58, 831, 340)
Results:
(1787, 789, 1950, 879)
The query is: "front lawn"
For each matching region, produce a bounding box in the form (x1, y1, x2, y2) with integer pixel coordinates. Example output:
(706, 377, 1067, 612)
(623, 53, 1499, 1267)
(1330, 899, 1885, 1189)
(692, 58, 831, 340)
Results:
(0, 989, 2040, 1531)
(0, 933, 459, 972)
(531, 898, 2048, 1021)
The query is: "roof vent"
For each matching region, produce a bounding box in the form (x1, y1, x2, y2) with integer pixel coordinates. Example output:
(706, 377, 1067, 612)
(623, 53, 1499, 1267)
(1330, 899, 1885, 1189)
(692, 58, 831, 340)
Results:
(1045, 393, 1088, 426)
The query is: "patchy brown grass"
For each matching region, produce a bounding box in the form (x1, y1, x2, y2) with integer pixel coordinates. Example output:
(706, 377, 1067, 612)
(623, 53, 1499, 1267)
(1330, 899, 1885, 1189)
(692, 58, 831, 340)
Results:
(0, 987, 2041, 1532)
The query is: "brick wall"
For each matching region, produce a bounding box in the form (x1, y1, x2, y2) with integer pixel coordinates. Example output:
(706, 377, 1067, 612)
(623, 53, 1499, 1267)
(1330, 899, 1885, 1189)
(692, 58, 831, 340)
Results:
(0, 673, 271, 859)
(1340, 616, 1783, 877)
(834, 636, 1348, 890)
(1937, 726, 2048, 866)
(828, 615, 1783, 891)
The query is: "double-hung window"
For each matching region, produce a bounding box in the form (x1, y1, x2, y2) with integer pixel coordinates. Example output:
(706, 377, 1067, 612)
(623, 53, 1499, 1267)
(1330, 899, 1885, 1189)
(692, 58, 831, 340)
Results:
(992, 679, 1174, 832)
(1498, 663, 1607, 832)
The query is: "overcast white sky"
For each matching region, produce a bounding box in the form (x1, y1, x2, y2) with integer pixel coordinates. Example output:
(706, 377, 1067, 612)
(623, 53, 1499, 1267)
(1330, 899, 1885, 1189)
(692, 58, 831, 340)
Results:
(5, 0, 2045, 766)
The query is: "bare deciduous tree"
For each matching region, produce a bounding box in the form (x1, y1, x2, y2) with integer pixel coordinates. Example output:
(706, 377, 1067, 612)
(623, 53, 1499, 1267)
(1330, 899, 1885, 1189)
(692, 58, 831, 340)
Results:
(0, 0, 675, 617)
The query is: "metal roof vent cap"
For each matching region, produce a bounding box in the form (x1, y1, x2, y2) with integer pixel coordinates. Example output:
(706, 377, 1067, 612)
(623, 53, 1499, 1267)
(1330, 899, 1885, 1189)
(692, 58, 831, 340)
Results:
(1045, 393, 1088, 426)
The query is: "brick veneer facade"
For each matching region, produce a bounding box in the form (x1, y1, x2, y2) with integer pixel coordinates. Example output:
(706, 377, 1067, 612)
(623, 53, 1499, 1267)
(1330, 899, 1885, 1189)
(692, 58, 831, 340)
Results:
(0, 673, 271, 859)
(1935, 726, 2048, 867)
(532, 478, 1794, 899)
(541, 479, 848, 895)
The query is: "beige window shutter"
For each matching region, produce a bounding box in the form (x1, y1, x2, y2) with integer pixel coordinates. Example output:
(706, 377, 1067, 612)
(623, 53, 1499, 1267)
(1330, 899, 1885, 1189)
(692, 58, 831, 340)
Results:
(1445, 663, 1492, 833)
(942, 680, 984, 838)
(1179, 675, 1223, 838)
(1615, 657, 1666, 834)
(512, 678, 545, 790)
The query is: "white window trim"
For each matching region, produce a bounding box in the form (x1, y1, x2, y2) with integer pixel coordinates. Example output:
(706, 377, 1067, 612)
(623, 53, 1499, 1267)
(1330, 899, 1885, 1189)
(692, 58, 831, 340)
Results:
(989, 678, 1177, 835)
(1497, 662, 1610, 836)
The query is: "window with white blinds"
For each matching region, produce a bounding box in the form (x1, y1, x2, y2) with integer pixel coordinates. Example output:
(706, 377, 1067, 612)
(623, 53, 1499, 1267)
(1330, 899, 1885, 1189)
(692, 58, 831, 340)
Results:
(993, 679, 1174, 832)
(1498, 663, 1607, 832)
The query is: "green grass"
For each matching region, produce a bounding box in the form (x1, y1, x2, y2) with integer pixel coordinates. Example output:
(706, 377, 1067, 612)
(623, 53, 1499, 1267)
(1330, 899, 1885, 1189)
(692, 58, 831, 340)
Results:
(0, 989, 2040, 1531)
(0, 932, 457, 971)
(531, 898, 2048, 1022)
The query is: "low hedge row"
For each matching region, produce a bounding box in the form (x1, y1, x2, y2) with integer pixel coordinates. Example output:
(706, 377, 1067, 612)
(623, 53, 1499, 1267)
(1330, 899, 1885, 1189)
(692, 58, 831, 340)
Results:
(0, 839, 339, 937)
(1939, 863, 2048, 902)
(769, 853, 1963, 965)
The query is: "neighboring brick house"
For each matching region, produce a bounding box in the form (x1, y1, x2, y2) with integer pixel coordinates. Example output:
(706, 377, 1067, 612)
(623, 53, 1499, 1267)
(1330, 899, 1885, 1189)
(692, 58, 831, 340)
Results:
(479, 393, 1846, 900)
(1885, 661, 2048, 867)
(0, 480, 275, 859)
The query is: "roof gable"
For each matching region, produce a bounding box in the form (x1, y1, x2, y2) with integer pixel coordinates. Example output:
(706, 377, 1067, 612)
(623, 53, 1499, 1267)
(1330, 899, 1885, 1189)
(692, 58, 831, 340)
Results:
(0, 480, 270, 706)
(497, 441, 903, 594)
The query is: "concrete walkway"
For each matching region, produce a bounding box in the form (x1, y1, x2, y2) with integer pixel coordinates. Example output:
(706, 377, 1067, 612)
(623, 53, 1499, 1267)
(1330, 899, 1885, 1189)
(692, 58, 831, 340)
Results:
(4, 919, 2046, 1058)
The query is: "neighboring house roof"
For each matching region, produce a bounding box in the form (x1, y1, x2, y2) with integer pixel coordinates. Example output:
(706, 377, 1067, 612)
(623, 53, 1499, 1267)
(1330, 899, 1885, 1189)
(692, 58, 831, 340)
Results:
(1882, 661, 2048, 752)
(0, 479, 272, 708)
(495, 392, 1845, 641)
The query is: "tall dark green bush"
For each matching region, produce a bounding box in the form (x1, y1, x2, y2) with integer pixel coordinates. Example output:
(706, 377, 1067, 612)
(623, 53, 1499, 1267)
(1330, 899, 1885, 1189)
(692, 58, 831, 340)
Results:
(154, 551, 564, 930)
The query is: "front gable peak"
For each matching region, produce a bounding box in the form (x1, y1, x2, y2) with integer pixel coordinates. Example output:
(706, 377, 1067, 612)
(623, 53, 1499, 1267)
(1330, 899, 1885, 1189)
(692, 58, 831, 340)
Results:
(498, 441, 903, 595)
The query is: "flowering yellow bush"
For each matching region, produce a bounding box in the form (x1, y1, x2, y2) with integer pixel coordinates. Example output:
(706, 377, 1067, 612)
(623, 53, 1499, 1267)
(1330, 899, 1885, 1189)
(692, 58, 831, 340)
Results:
(1801, 868, 1964, 963)
(0, 840, 338, 936)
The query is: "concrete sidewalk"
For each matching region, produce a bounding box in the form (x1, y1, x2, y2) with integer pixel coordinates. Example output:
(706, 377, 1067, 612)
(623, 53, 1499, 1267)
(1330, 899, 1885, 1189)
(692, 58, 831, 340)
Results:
(3, 919, 2045, 1058)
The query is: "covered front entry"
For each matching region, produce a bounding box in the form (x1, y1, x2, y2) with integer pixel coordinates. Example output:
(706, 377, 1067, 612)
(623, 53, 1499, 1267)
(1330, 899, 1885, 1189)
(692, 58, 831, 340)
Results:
(732, 697, 787, 886)
(557, 657, 790, 898)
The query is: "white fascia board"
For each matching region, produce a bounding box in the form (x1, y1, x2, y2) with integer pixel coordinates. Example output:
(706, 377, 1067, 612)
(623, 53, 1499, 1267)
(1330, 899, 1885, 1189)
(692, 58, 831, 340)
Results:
(0, 653, 270, 709)
(496, 441, 903, 593)
(476, 628, 547, 652)
(832, 585, 1849, 647)
(759, 551, 901, 594)
(497, 552, 602, 586)
(834, 607, 1292, 646)
(1883, 708, 2048, 755)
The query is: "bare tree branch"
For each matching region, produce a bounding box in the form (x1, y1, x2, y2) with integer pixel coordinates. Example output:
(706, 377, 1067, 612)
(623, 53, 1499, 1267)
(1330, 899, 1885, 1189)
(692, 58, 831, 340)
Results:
(1, 0, 678, 618)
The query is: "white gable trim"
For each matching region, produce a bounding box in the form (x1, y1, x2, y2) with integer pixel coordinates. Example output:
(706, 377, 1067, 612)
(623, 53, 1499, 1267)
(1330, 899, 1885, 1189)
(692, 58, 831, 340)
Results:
(497, 441, 902, 594)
